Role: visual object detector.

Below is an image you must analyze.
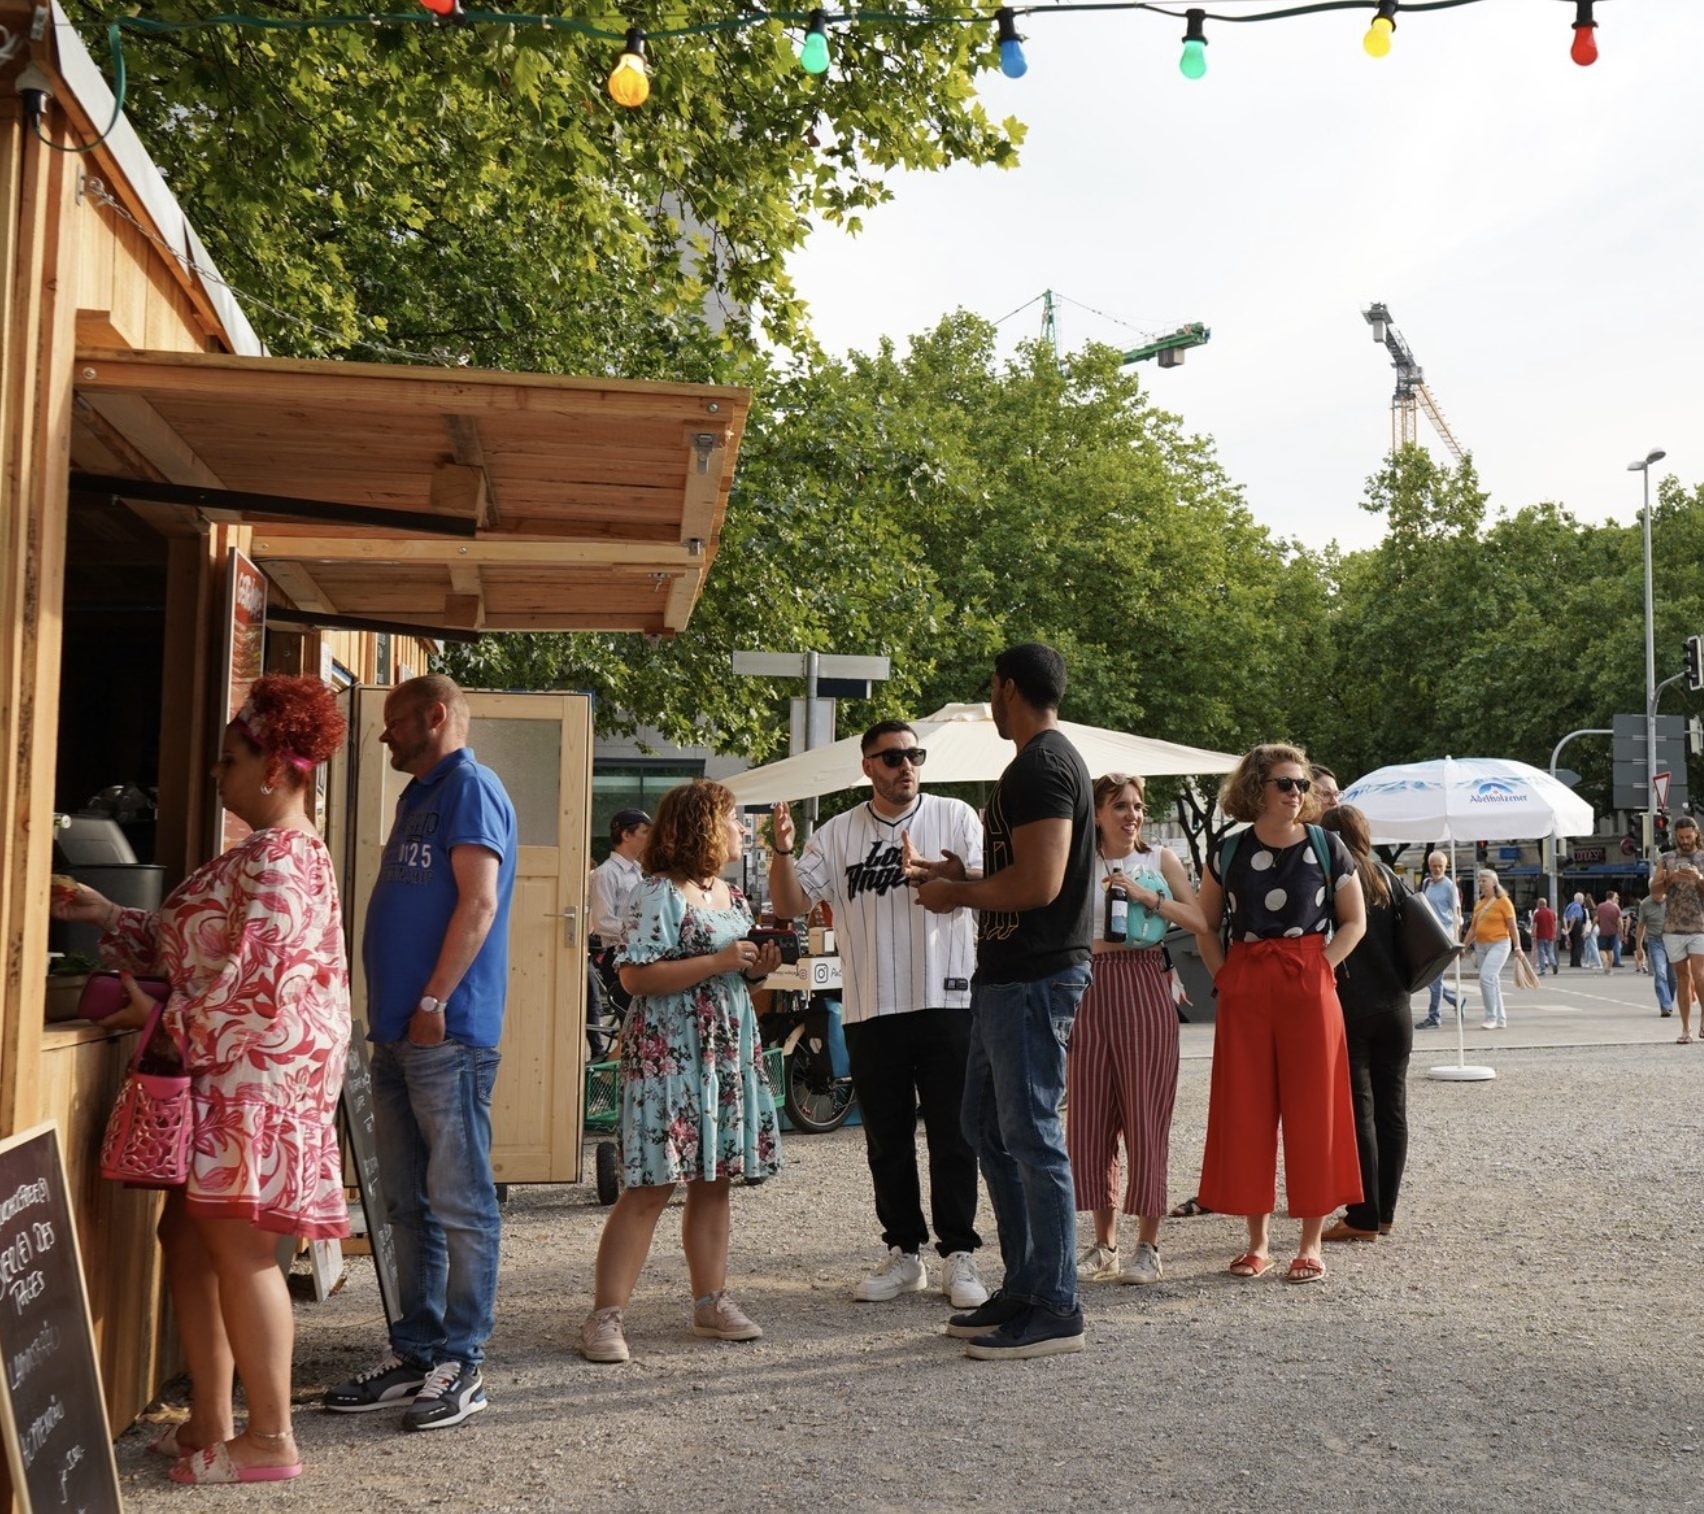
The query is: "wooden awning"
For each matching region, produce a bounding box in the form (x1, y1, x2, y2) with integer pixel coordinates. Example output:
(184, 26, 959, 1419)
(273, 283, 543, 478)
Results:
(69, 349, 750, 635)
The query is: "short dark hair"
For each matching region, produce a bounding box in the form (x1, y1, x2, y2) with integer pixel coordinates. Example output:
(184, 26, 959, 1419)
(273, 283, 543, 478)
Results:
(993, 642, 1067, 711)
(861, 719, 916, 754)
(609, 808, 651, 846)
(1309, 764, 1337, 784)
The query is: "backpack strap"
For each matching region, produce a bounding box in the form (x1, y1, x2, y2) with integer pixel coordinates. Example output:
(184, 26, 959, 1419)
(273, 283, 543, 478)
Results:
(1307, 824, 1336, 929)
(1217, 828, 1244, 888)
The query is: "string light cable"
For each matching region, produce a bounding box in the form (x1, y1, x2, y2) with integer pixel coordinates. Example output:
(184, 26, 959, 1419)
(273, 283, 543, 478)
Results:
(37, 0, 1608, 133)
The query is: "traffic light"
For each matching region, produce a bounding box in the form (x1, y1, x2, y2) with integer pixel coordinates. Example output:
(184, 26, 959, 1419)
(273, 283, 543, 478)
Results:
(1687, 634, 1704, 692)
(1474, 840, 1488, 864)
(1655, 813, 1671, 851)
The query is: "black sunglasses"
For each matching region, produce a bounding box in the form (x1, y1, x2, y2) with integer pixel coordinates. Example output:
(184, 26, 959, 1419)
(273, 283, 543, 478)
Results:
(1268, 776, 1312, 794)
(872, 748, 928, 769)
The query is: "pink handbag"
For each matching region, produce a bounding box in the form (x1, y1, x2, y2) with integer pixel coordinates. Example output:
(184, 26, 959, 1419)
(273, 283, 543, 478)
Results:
(99, 999, 191, 1188)
(78, 970, 170, 1022)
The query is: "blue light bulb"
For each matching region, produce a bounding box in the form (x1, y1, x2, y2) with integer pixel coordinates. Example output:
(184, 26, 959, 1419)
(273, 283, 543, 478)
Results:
(999, 36, 1028, 78)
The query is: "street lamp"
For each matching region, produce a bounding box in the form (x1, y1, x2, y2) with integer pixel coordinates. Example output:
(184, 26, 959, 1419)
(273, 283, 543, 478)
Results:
(1630, 447, 1667, 862)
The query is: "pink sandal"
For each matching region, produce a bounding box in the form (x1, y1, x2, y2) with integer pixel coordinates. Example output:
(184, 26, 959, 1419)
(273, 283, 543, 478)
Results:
(168, 1442, 302, 1485)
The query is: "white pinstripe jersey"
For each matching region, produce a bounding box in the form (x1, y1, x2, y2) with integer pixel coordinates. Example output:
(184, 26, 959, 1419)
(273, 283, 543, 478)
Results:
(791, 794, 983, 1023)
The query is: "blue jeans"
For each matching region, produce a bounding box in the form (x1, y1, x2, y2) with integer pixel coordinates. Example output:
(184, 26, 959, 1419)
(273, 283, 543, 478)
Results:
(1649, 939, 1676, 1014)
(1535, 939, 1558, 973)
(961, 964, 1090, 1317)
(371, 1039, 503, 1368)
(1424, 973, 1459, 1022)
(1609, 932, 1623, 967)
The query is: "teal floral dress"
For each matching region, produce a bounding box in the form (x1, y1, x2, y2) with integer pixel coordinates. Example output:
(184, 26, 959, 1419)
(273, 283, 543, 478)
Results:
(615, 875, 781, 1188)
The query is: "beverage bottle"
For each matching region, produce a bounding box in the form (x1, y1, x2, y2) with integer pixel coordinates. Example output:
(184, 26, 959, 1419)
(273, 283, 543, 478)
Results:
(1104, 882, 1129, 943)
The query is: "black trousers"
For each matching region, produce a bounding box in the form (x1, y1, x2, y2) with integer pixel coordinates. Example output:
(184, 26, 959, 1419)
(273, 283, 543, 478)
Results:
(1342, 1004, 1411, 1231)
(1568, 929, 1583, 969)
(842, 1008, 982, 1257)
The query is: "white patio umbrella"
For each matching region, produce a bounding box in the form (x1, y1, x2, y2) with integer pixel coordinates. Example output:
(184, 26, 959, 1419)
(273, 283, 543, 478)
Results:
(1340, 756, 1596, 1082)
(722, 702, 1240, 806)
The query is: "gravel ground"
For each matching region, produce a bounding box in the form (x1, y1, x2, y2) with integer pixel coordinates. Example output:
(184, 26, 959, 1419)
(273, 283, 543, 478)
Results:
(118, 1033, 1703, 1513)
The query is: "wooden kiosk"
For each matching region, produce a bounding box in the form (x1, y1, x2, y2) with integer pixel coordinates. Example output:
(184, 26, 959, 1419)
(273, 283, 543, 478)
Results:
(0, 0, 748, 1450)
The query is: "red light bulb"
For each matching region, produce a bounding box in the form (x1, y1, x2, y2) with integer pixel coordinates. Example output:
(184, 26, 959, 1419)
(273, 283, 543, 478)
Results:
(1570, 24, 1597, 66)
(419, 0, 459, 14)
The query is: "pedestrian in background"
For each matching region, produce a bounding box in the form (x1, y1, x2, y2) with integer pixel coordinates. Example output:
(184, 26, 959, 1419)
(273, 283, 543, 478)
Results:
(1463, 868, 1527, 1029)
(1580, 893, 1603, 971)
(1319, 805, 1411, 1245)
(1531, 897, 1558, 976)
(1563, 892, 1586, 969)
(1596, 892, 1623, 972)
(1634, 891, 1675, 1019)
(1653, 817, 1704, 1045)
(1416, 851, 1463, 1027)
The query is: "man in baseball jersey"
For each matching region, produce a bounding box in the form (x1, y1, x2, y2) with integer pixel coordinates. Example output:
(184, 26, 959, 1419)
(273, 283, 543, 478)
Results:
(769, 719, 989, 1310)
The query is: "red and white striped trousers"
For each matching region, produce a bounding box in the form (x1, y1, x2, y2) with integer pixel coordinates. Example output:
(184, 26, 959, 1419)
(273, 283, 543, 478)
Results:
(1065, 947, 1179, 1217)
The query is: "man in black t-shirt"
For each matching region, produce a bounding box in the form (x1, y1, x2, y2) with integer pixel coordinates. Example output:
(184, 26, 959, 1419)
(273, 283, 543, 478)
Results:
(916, 642, 1094, 1360)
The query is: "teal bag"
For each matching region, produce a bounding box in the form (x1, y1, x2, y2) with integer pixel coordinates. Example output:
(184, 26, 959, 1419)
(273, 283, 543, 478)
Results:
(1123, 868, 1173, 948)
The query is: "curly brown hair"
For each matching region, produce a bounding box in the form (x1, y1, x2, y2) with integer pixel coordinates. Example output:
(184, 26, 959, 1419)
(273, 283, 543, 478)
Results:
(642, 779, 736, 880)
(1218, 742, 1322, 824)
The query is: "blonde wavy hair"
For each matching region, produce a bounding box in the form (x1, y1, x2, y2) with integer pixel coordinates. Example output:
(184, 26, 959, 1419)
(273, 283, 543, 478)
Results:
(1218, 742, 1323, 824)
(642, 779, 736, 881)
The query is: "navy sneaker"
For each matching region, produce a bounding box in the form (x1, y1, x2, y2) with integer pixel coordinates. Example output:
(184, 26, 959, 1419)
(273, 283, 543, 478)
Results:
(403, 1361, 487, 1431)
(323, 1353, 429, 1413)
(964, 1305, 1085, 1361)
(944, 1289, 1027, 1340)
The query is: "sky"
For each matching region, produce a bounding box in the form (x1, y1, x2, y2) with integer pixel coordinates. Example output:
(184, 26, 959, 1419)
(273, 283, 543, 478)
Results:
(787, 0, 1701, 554)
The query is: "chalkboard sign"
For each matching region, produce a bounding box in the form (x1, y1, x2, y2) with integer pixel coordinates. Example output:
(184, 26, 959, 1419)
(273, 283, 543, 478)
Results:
(0, 1123, 121, 1514)
(341, 1034, 399, 1323)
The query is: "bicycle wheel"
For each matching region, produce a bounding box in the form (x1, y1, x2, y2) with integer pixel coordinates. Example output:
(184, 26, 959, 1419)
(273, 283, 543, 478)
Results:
(782, 1041, 856, 1134)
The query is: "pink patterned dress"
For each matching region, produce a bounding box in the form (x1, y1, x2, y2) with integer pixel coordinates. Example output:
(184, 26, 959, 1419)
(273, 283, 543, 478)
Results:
(101, 827, 351, 1238)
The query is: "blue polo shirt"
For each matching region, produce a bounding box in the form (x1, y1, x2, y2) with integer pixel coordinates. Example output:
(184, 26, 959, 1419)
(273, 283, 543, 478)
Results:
(363, 747, 518, 1048)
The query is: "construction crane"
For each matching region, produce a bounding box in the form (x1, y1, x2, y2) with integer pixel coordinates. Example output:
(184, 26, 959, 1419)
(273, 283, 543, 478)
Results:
(1037, 290, 1211, 369)
(1362, 302, 1466, 462)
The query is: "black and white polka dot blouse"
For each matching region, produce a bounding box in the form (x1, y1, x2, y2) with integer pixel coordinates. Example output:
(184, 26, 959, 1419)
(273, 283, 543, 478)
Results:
(1206, 829, 1358, 942)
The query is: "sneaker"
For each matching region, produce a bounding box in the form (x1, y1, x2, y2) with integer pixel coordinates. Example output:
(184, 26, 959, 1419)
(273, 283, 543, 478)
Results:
(323, 1353, 429, 1413)
(1481, 1019, 1498, 1030)
(691, 1292, 763, 1341)
(942, 1251, 989, 1309)
(852, 1247, 928, 1302)
(945, 1289, 1027, 1339)
(1414, 1018, 1441, 1029)
(402, 1361, 486, 1432)
(578, 1306, 629, 1364)
(1079, 1243, 1121, 1281)
(1120, 1241, 1162, 1285)
(964, 1305, 1085, 1361)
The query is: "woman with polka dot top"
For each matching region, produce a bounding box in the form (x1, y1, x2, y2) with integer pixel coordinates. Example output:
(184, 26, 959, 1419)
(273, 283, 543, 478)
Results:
(1192, 744, 1366, 1284)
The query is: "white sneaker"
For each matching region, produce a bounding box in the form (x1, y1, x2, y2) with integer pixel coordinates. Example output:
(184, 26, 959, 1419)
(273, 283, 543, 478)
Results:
(852, 1247, 928, 1302)
(1120, 1241, 1162, 1286)
(942, 1251, 989, 1309)
(1079, 1243, 1121, 1281)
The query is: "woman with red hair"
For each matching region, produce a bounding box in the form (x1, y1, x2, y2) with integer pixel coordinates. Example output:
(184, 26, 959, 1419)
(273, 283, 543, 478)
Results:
(54, 674, 351, 1484)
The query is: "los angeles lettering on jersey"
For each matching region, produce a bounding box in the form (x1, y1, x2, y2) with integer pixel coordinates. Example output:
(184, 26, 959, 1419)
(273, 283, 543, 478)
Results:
(845, 841, 908, 900)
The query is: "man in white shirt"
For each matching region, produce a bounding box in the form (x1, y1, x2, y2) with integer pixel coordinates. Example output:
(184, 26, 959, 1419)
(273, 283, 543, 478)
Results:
(589, 808, 651, 1012)
(769, 720, 989, 1310)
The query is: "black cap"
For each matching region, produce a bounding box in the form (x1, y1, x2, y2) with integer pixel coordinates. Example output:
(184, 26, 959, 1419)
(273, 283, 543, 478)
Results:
(613, 808, 651, 828)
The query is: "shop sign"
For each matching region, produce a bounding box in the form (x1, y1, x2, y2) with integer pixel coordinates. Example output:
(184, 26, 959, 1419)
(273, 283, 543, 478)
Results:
(0, 1125, 122, 1514)
(1571, 844, 1607, 866)
(217, 548, 268, 853)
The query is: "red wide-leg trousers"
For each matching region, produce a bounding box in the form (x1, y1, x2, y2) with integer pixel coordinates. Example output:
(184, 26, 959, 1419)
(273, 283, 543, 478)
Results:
(1197, 934, 1362, 1219)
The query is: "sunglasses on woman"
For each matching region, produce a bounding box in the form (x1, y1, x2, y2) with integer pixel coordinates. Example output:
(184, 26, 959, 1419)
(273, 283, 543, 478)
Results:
(871, 748, 928, 769)
(1268, 776, 1312, 794)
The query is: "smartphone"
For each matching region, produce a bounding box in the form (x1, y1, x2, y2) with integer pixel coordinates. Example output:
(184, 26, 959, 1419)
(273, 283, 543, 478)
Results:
(745, 927, 801, 965)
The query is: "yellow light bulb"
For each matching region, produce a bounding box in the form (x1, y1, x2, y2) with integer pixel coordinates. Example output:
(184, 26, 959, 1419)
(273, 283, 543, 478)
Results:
(608, 51, 650, 107)
(1363, 16, 1394, 57)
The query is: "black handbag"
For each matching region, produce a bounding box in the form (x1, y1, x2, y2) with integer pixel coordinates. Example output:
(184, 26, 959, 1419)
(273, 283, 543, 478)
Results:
(1396, 873, 1460, 994)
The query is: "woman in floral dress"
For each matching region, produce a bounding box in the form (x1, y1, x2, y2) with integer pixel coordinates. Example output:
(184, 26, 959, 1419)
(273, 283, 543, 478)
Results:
(579, 779, 782, 1364)
(54, 674, 349, 1485)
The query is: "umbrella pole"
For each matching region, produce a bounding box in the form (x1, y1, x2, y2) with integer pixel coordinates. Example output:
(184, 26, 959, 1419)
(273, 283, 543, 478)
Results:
(1429, 806, 1496, 1082)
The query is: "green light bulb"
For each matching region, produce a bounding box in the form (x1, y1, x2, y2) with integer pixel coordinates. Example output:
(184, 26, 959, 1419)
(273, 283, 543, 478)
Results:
(1179, 38, 1207, 79)
(800, 28, 830, 74)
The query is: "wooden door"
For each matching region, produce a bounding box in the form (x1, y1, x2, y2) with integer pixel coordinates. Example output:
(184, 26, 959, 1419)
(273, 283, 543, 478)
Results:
(343, 689, 591, 1183)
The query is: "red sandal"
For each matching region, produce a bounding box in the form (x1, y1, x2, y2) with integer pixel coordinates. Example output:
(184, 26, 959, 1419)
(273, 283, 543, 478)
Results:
(1285, 1256, 1326, 1284)
(1227, 1252, 1272, 1278)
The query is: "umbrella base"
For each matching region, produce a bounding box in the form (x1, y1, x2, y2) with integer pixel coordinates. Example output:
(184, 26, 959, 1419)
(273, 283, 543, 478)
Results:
(1426, 1063, 1497, 1082)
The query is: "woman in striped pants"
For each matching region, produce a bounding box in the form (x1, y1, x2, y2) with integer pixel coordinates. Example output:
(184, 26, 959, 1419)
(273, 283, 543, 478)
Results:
(1067, 775, 1206, 1285)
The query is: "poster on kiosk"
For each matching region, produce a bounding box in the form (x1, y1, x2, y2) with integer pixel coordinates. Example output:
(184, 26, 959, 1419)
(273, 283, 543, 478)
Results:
(214, 548, 269, 855)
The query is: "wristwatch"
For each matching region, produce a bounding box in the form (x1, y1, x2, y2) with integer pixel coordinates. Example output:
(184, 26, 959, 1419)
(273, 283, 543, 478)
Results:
(416, 995, 444, 1016)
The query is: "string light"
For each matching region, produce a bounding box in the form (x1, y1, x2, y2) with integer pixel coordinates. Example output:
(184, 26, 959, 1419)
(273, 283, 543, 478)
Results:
(416, 0, 462, 15)
(607, 25, 649, 108)
(994, 8, 1026, 79)
(1570, 0, 1598, 66)
(1364, 0, 1398, 58)
(1179, 9, 1207, 80)
(800, 9, 831, 74)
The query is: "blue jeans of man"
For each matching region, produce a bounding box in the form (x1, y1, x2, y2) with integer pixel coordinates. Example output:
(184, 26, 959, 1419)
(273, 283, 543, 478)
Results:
(1424, 973, 1459, 1023)
(961, 964, 1091, 1317)
(1648, 939, 1676, 1014)
(1535, 939, 1558, 974)
(371, 1039, 503, 1368)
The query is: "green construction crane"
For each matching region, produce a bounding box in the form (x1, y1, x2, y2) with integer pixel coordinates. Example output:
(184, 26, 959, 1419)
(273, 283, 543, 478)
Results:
(1037, 290, 1210, 368)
